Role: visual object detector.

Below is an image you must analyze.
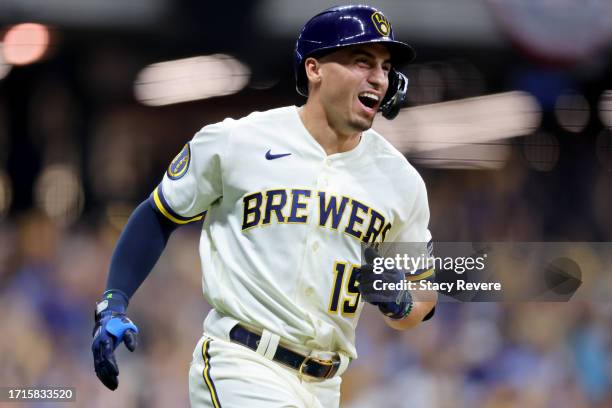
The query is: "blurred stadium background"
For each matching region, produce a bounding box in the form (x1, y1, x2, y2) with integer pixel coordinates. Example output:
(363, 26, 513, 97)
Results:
(1, 0, 612, 407)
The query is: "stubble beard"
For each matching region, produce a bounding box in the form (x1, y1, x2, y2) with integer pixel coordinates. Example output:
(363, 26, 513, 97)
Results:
(349, 113, 375, 132)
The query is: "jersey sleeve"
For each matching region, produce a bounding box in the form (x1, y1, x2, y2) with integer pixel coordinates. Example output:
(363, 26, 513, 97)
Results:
(149, 121, 230, 225)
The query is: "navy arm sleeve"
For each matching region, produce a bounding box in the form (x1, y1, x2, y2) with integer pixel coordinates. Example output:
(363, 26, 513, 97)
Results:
(105, 199, 179, 299)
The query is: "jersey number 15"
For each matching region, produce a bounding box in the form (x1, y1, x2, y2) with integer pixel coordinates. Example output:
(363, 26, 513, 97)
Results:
(328, 262, 361, 317)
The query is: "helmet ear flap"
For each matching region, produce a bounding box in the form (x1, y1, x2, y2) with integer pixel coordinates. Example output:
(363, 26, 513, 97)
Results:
(380, 69, 409, 120)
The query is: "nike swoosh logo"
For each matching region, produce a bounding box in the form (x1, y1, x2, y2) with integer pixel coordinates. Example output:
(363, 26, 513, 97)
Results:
(265, 149, 292, 160)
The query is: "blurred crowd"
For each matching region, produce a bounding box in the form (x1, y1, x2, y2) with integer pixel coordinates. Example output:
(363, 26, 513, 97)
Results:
(1, 144, 611, 407)
(0, 214, 207, 407)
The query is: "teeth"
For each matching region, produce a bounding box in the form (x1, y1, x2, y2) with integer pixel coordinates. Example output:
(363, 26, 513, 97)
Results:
(359, 92, 379, 101)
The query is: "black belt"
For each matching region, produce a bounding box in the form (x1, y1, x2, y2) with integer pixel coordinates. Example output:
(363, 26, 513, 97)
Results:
(229, 325, 340, 380)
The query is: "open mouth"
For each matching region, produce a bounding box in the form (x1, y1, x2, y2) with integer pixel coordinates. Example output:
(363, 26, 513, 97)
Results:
(358, 92, 380, 110)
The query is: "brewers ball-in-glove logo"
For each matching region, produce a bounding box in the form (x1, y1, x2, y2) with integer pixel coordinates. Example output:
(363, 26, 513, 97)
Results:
(167, 143, 191, 180)
(371, 11, 391, 37)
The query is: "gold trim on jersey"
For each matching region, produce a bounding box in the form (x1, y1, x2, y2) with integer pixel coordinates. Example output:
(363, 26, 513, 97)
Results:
(202, 338, 222, 408)
(152, 187, 203, 224)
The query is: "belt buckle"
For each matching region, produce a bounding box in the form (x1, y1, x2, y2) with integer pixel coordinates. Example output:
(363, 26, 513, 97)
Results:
(298, 356, 336, 381)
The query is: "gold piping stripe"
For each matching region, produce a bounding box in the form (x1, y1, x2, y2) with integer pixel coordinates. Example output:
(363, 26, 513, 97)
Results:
(153, 187, 203, 225)
(202, 338, 222, 408)
(406, 268, 434, 282)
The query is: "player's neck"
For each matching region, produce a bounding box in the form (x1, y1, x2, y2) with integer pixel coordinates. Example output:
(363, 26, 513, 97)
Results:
(298, 103, 361, 155)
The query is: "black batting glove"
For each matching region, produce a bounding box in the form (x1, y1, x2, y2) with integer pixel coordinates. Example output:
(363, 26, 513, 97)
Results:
(354, 246, 414, 320)
(92, 290, 139, 390)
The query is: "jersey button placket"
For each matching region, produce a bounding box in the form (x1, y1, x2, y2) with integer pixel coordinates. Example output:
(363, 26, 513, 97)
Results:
(319, 157, 332, 189)
(294, 159, 327, 304)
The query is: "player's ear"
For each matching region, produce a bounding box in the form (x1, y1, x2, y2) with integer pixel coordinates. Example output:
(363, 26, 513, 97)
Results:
(304, 57, 322, 90)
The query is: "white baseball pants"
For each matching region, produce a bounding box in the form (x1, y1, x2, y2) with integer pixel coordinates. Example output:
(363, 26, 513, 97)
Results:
(188, 334, 342, 408)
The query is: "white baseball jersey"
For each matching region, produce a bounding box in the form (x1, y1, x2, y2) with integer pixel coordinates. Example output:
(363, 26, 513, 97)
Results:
(151, 105, 431, 358)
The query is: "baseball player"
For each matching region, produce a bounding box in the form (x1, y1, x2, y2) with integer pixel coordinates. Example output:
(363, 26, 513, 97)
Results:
(92, 5, 436, 407)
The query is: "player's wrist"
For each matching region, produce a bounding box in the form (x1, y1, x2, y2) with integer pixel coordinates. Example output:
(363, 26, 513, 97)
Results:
(93, 289, 139, 340)
(96, 289, 130, 317)
(378, 290, 414, 320)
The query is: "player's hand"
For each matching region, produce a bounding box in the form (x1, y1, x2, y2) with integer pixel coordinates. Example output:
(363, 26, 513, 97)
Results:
(354, 246, 413, 320)
(92, 291, 139, 391)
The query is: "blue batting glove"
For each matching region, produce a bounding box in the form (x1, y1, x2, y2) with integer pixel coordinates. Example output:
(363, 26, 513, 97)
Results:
(354, 247, 414, 320)
(92, 290, 139, 390)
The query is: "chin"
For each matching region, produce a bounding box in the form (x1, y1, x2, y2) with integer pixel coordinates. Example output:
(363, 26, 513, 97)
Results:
(350, 115, 374, 132)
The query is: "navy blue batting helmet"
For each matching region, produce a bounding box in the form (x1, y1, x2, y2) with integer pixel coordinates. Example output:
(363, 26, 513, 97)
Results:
(294, 5, 415, 119)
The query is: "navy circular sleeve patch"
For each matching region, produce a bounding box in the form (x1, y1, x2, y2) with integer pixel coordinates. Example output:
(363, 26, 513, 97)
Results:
(167, 143, 191, 180)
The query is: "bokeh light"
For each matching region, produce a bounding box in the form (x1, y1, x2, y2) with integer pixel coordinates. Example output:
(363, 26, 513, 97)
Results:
(134, 54, 250, 106)
(2, 23, 50, 66)
(34, 164, 84, 226)
(599, 90, 612, 129)
(375, 91, 540, 170)
(523, 132, 560, 171)
(555, 90, 590, 133)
